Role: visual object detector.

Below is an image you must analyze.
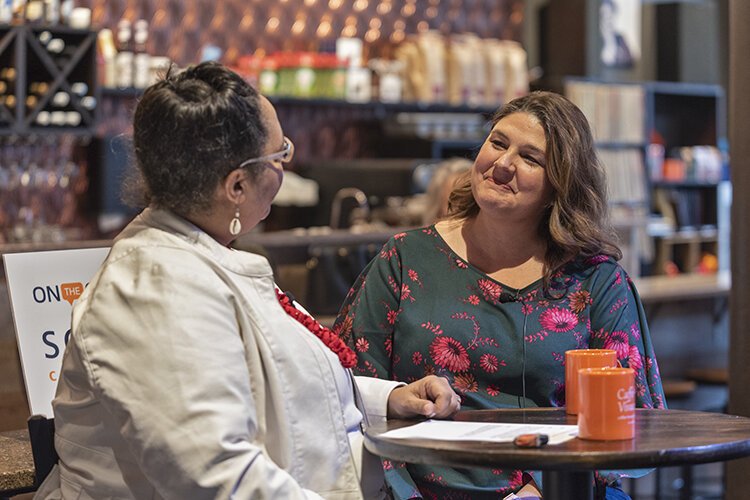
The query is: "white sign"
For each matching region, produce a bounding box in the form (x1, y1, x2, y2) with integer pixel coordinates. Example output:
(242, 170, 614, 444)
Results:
(3, 247, 110, 417)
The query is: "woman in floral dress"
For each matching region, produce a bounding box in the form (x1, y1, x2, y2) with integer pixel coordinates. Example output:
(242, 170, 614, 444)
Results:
(333, 91, 665, 499)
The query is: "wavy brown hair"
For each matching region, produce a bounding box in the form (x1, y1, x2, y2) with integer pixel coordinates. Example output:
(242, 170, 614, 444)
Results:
(447, 91, 622, 290)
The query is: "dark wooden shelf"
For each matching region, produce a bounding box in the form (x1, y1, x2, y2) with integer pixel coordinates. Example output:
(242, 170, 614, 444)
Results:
(647, 80, 724, 97)
(102, 89, 501, 116)
(595, 141, 647, 149)
(101, 86, 144, 98)
(269, 96, 498, 115)
(652, 180, 720, 188)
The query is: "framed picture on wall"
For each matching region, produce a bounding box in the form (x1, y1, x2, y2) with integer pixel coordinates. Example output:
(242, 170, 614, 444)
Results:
(599, 0, 641, 68)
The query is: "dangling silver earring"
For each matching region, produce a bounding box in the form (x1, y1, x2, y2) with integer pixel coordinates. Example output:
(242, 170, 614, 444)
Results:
(229, 207, 242, 236)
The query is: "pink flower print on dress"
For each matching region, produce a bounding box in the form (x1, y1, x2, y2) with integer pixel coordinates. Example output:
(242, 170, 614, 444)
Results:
(384, 338, 393, 357)
(401, 283, 415, 302)
(355, 338, 369, 352)
(539, 307, 579, 332)
(477, 279, 502, 303)
(630, 322, 641, 341)
(386, 308, 399, 325)
(568, 290, 592, 314)
(453, 372, 478, 392)
(407, 269, 423, 287)
(412, 351, 423, 365)
(335, 315, 353, 342)
(468, 294, 480, 305)
(421, 321, 443, 335)
(628, 344, 643, 370)
(429, 336, 471, 372)
(508, 470, 525, 490)
(479, 353, 500, 373)
(486, 385, 500, 396)
(586, 255, 610, 265)
(379, 246, 398, 259)
(604, 330, 630, 359)
(613, 271, 623, 286)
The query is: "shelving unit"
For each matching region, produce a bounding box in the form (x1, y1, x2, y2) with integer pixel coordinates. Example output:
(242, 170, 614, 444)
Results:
(565, 78, 727, 277)
(0, 25, 98, 134)
(0, 25, 99, 245)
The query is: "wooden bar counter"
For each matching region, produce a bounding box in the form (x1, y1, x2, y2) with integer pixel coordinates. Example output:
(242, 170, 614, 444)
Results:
(0, 430, 34, 497)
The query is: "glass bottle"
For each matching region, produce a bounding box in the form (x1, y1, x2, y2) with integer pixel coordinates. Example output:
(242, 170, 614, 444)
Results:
(132, 19, 150, 88)
(115, 19, 134, 88)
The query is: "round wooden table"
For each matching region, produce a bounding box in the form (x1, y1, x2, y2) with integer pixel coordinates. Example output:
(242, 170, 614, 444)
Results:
(363, 408, 750, 500)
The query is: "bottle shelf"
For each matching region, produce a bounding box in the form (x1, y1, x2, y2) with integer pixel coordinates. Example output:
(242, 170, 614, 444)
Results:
(0, 25, 98, 134)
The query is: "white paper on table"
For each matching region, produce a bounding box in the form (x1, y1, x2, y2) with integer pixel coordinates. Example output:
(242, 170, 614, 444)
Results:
(380, 420, 579, 445)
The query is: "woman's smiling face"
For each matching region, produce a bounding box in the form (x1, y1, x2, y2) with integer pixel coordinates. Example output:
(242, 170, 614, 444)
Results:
(471, 111, 553, 223)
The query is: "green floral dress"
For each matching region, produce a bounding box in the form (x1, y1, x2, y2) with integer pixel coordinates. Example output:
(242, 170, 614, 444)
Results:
(333, 226, 665, 499)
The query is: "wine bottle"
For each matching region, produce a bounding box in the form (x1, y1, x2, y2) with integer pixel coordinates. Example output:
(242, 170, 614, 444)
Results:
(115, 19, 134, 88)
(49, 110, 65, 126)
(24, 0, 45, 24)
(65, 110, 80, 126)
(59, 0, 72, 25)
(133, 19, 151, 89)
(51, 91, 70, 107)
(3, 94, 16, 108)
(28, 81, 50, 95)
(44, 0, 59, 24)
(38, 30, 53, 47)
(0, 67, 16, 82)
(0, 0, 12, 23)
(46, 37, 65, 54)
(70, 81, 88, 96)
(36, 110, 51, 126)
(80, 95, 96, 110)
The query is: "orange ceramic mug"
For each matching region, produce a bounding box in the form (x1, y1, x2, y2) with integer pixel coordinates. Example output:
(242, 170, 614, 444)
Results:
(565, 349, 618, 414)
(577, 367, 636, 441)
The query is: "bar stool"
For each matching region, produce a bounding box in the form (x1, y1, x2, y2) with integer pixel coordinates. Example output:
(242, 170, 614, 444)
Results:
(626, 379, 696, 499)
(655, 379, 698, 500)
(684, 367, 729, 499)
(660, 373, 728, 500)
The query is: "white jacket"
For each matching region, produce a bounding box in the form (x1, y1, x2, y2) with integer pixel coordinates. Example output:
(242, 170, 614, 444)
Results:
(35, 208, 400, 500)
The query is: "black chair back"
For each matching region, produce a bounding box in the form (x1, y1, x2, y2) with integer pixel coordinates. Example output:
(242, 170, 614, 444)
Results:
(27, 415, 58, 487)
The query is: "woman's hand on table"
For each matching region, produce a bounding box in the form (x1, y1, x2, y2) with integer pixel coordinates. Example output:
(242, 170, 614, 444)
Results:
(387, 375, 461, 419)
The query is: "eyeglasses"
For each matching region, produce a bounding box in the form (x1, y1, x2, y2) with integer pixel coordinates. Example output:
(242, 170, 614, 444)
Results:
(238, 137, 294, 169)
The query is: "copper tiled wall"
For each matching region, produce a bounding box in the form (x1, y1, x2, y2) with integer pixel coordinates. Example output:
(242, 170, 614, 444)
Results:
(77, 0, 524, 66)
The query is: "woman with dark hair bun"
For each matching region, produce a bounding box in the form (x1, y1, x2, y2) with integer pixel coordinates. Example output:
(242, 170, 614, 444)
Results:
(335, 91, 665, 499)
(35, 62, 460, 500)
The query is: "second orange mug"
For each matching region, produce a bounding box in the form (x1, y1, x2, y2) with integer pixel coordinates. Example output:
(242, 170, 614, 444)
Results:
(565, 349, 618, 414)
(577, 367, 636, 441)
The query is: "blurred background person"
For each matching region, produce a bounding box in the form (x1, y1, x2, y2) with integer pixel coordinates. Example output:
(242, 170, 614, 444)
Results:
(420, 157, 473, 224)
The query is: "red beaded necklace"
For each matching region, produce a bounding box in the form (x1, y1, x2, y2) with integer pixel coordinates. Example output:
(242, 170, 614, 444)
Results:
(275, 289, 357, 368)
